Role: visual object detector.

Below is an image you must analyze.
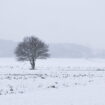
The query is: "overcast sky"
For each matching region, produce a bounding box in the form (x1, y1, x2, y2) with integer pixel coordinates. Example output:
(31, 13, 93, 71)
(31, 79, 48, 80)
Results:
(0, 0, 105, 49)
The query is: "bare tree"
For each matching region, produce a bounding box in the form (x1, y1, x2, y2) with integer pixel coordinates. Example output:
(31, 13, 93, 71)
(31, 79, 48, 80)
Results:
(15, 36, 50, 70)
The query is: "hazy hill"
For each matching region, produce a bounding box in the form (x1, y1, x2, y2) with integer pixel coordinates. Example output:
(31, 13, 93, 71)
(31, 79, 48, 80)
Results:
(0, 40, 17, 57)
(0, 39, 105, 58)
(49, 43, 92, 58)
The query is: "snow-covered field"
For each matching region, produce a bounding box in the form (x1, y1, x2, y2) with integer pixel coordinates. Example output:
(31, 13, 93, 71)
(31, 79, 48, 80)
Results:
(0, 58, 105, 105)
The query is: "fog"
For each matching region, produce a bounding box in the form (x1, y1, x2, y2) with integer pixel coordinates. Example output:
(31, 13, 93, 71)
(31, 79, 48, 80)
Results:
(0, 0, 105, 49)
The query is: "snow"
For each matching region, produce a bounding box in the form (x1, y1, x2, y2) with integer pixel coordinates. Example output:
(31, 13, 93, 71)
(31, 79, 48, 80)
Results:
(0, 58, 105, 105)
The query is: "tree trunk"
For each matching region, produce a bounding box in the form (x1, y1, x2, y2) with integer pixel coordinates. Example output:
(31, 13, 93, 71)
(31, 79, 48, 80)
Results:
(30, 58, 35, 70)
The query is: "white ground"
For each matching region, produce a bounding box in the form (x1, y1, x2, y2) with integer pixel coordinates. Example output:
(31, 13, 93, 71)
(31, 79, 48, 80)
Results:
(0, 58, 105, 105)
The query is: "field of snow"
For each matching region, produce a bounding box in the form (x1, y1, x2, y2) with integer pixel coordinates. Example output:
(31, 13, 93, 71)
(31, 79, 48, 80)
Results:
(0, 58, 105, 105)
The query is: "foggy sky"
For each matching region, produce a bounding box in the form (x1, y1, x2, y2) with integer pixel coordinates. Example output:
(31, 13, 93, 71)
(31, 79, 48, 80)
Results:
(0, 0, 105, 49)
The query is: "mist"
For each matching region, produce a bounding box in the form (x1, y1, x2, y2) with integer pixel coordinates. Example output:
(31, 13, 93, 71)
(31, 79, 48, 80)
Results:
(0, 0, 105, 49)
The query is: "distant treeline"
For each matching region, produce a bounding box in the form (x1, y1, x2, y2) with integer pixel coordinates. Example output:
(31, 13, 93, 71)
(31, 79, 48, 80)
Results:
(0, 39, 105, 58)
